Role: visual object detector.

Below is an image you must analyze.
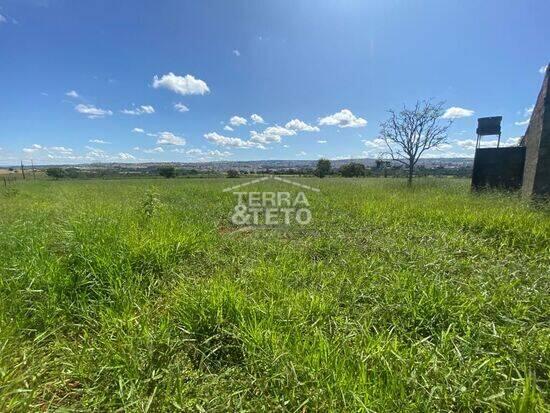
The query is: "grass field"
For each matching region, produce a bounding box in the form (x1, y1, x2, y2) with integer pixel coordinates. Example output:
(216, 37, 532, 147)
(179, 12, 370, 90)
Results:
(0, 177, 548, 411)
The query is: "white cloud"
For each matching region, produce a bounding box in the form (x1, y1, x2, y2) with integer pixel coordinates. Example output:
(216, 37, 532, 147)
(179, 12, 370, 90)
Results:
(204, 132, 263, 148)
(75, 104, 113, 119)
(23, 144, 43, 153)
(363, 138, 386, 149)
(249, 131, 281, 144)
(0, 14, 7, 24)
(296, 151, 307, 156)
(249, 125, 296, 144)
(502, 137, 522, 147)
(23, 144, 75, 158)
(174, 102, 189, 113)
(207, 149, 232, 157)
(132, 128, 145, 133)
(442, 107, 474, 119)
(156, 131, 186, 146)
(285, 119, 320, 132)
(223, 125, 234, 131)
(264, 125, 296, 137)
(185, 148, 232, 158)
(230, 115, 248, 127)
(455, 138, 516, 151)
(89, 139, 110, 144)
(118, 153, 136, 160)
(317, 140, 327, 144)
(121, 105, 155, 115)
(152, 73, 210, 95)
(539, 65, 548, 75)
(456, 139, 477, 149)
(515, 105, 535, 126)
(49, 146, 73, 155)
(233, 49, 241, 57)
(251, 114, 265, 124)
(65, 90, 79, 98)
(143, 147, 164, 153)
(85, 147, 107, 159)
(319, 109, 367, 128)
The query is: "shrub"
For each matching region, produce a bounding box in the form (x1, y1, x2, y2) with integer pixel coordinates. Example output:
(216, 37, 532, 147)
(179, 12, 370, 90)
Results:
(340, 162, 366, 177)
(158, 166, 176, 178)
(46, 167, 65, 179)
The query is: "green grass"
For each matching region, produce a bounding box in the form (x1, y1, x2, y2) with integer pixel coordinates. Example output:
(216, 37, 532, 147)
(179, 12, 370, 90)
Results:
(0, 177, 548, 411)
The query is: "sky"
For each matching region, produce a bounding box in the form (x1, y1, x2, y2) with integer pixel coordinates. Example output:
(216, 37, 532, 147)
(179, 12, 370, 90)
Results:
(0, 0, 548, 166)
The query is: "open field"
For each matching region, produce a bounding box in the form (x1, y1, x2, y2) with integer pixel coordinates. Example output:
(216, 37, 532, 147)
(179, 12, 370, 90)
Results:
(0, 177, 549, 411)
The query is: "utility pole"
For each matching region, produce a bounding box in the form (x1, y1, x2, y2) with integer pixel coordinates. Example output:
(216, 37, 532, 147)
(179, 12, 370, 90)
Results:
(31, 159, 36, 179)
(20, 161, 26, 179)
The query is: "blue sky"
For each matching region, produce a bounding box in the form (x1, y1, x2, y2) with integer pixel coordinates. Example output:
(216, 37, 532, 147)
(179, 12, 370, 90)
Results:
(0, 0, 548, 165)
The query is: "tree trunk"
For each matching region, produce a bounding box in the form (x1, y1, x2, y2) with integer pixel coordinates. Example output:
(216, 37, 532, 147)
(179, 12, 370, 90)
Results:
(407, 162, 413, 186)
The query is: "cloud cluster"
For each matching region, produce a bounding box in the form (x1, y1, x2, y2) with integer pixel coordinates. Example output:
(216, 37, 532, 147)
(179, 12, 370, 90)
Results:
(230, 115, 248, 127)
(156, 131, 186, 146)
(152, 73, 210, 95)
(251, 114, 264, 124)
(204, 132, 263, 148)
(75, 104, 113, 119)
(121, 105, 155, 115)
(285, 119, 320, 132)
(250, 125, 296, 144)
(184, 148, 232, 158)
(515, 105, 534, 126)
(442, 107, 474, 119)
(319, 109, 367, 128)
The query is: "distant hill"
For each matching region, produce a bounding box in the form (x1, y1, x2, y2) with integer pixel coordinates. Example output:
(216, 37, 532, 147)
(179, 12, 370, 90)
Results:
(19, 157, 473, 172)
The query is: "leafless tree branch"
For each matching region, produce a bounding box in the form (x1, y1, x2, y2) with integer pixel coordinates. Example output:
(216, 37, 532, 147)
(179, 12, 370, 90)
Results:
(379, 100, 452, 185)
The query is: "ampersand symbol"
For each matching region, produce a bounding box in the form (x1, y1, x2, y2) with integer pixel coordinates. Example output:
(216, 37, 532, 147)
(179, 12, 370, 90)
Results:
(231, 204, 250, 225)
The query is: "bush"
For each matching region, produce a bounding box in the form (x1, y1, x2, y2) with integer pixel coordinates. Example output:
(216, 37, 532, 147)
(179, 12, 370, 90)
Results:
(340, 162, 366, 177)
(226, 169, 239, 178)
(46, 167, 65, 179)
(158, 166, 176, 178)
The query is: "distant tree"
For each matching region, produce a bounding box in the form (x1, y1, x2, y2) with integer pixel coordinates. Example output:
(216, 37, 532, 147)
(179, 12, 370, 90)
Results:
(375, 158, 391, 178)
(340, 162, 366, 177)
(158, 166, 176, 178)
(379, 100, 451, 185)
(46, 167, 65, 179)
(226, 169, 240, 178)
(65, 168, 80, 178)
(315, 158, 331, 178)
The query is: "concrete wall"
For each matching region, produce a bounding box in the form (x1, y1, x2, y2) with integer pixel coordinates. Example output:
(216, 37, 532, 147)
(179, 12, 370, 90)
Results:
(522, 65, 550, 198)
(471, 147, 526, 191)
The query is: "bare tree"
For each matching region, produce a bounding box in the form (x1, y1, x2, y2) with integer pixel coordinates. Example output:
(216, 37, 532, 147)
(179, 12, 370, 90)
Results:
(379, 100, 451, 185)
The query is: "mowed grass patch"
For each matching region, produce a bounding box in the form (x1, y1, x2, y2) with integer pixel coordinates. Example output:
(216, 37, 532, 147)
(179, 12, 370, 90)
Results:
(0, 177, 548, 411)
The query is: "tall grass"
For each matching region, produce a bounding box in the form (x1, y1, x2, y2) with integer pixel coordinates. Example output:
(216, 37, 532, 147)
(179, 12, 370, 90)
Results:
(0, 177, 548, 411)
